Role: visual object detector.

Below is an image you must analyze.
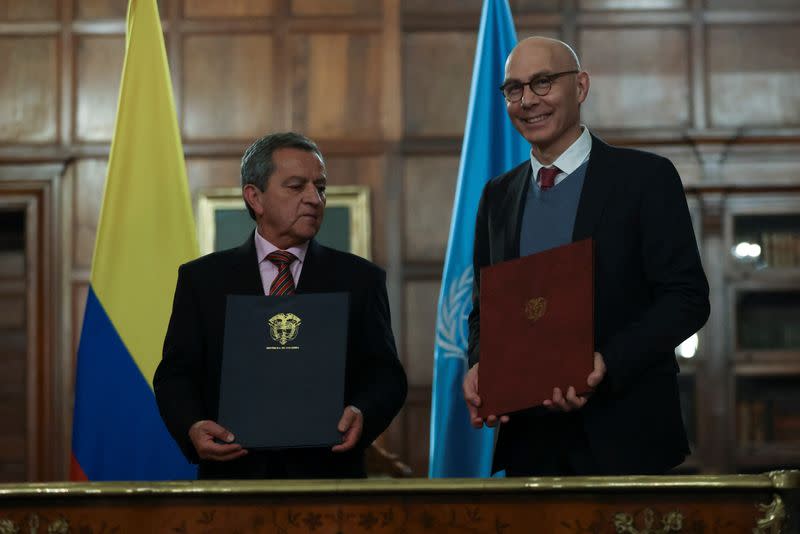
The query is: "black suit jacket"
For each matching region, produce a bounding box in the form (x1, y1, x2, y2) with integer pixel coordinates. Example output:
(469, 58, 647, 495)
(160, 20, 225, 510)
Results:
(468, 135, 710, 475)
(154, 236, 407, 479)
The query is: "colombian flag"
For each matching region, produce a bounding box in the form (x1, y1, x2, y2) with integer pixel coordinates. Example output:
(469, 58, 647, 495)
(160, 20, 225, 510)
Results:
(70, 0, 198, 480)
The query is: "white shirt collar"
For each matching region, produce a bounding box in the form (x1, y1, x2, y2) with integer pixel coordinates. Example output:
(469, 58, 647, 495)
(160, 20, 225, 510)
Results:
(530, 125, 592, 187)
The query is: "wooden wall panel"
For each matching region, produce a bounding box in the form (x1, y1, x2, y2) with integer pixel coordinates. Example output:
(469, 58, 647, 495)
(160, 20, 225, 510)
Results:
(579, 0, 686, 9)
(0, 214, 27, 482)
(517, 28, 560, 41)
(0, 37, 58, 143)
(183, 35, 276, 141)
(403, 280, 438, 387)
(403, 391, 431, 477)
(402, 0, 482, 12)
(0, 0, 57, 20)
(291, 34, 383, 140)
(184, 0, 276, 18)
(291, 0, 380, 16)
(72, 283, 89, 365)
(720, 156, 800, 186)
(403, 0, 559, 13)
(72, 159, 107, 270)
(0, 294, 24, 329)
(75, 0, 134, 19)
(708, 26, 800, 129)
(403, 156, 458, 262)
(75, 36, 124, 143)
(705, 0, 800, 8)
(580, 28, 690, 129)
(186, 157, 242, 192)
(513, 0, 560, 11)
(403, 33, 476, 136)
(324, 156, 386, 265)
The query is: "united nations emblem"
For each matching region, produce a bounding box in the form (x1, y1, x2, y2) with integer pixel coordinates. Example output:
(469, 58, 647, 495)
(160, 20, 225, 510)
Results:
(525, 297, 547, 322)
(268, 313, 302, 346)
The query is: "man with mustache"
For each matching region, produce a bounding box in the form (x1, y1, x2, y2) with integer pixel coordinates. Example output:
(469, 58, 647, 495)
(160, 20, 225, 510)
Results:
(155, 132, 407, 479)
(463, 37, 709, 476)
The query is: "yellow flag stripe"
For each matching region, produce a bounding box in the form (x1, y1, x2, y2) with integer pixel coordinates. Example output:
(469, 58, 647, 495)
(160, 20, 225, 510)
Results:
(91, 0, 198, 389)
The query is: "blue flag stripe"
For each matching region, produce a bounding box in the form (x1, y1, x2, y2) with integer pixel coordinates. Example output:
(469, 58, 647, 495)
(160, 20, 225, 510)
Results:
(429, 0, 529, 478)
(72, 287, 196, 480)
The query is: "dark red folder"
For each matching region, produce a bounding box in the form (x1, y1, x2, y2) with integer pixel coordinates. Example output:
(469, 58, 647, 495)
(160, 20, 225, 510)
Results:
(477, 238, 594, 418)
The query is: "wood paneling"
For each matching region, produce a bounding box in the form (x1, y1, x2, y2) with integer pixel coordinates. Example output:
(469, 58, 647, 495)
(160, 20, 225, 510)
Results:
(402, 0, 482, 12)
(579, 0, 687, 9)
(580, 27, 690, 129)
(182, 34, 276, 141)
(403, 156, 458, 262)
(291, 0, 380, 16)
(73, 159, 106, 269)
(75, 36, 124, 142)
(72, 282, 89, 362)
(720, 157, 800, 186)
(403, 280, 438, 387)
(403, 32, 476, 136)
(291, 34, 383, 139)
(184, 0, 276, 18)
(517, 27, 560, 42)
(186, 157, 242, 192)
(0, 37, 58, 143)
(0, 295, 24, 328)
(403, 0, 559, 14)
(324, 156, 386, 265)
(705, 0, 800, 8)
(0, 0, 57, 21)
(708, 26, 800, 129)
(403, 389, 432, 476)
(0, 251, 24, 276)
(74, 0, 135, 19)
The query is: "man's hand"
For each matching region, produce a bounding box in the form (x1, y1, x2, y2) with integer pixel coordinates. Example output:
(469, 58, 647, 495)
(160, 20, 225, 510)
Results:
(462, 363, 509, 428)
(332, 406, 363, 452)
(188, 420, 247, 461)
(543, 352, 607, 412)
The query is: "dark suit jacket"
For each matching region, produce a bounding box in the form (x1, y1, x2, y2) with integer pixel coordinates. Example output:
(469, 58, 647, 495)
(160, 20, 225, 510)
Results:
(468, 135, 710, 475)
(154, 235, 407, 479)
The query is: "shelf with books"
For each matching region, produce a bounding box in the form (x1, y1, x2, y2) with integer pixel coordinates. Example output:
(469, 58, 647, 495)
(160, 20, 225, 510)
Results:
(729, 285, 800, 356)
(726, 198, 800, 272)
(735, 443, 800, 472)
(735, 376, 800, 470)
(733, 360, 800, 375)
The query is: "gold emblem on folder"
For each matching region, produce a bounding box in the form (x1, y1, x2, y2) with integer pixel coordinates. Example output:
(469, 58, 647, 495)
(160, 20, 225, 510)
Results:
(268, 313, 302, 346)
(525, 297, 547, 322)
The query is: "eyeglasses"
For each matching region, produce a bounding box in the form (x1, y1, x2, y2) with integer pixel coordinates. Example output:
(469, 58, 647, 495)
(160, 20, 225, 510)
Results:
(499, 70, 579, 102)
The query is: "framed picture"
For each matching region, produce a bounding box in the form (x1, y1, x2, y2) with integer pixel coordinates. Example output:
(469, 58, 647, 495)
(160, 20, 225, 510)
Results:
(196, 186, 372, 259)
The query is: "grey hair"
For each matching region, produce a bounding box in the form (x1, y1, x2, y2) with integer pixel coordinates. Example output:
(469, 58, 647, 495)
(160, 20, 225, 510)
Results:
(240, 132, 324, 220)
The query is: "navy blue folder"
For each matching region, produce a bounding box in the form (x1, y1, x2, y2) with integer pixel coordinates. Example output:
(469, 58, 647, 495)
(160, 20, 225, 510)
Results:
(217, 293, 348, 449)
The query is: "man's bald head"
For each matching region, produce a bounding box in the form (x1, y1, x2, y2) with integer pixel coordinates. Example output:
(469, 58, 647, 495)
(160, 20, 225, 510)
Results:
(506, 37, 581, 74)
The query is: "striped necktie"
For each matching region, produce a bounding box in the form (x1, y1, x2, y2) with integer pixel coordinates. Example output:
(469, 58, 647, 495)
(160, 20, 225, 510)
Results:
(266, 250, 297, 296)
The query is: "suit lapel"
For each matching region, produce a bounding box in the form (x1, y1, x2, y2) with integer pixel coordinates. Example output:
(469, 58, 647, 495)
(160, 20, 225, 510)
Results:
(503, 163, 532, 262)
(572, 134, 615, 242)
(295, 239, 332, 294)
(230, 233, 265, 295)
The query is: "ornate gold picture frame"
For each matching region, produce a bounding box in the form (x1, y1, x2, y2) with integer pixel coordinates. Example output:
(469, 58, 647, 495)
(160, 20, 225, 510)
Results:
(195, 186, 371, 259)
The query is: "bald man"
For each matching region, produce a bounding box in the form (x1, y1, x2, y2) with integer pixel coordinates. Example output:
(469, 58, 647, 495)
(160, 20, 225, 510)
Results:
(462, 37, 709, 476)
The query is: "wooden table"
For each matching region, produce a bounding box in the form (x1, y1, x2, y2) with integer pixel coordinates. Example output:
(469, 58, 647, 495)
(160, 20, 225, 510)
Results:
(0, 470, 797, 533)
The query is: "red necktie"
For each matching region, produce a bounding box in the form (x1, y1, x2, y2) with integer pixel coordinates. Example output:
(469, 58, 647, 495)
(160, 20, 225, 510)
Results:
(266, 250, 297, 296)
(538, 166, 561, 191)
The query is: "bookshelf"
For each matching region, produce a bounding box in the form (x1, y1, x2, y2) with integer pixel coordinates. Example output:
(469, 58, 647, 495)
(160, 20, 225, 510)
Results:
(677, 192, 800, 473)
